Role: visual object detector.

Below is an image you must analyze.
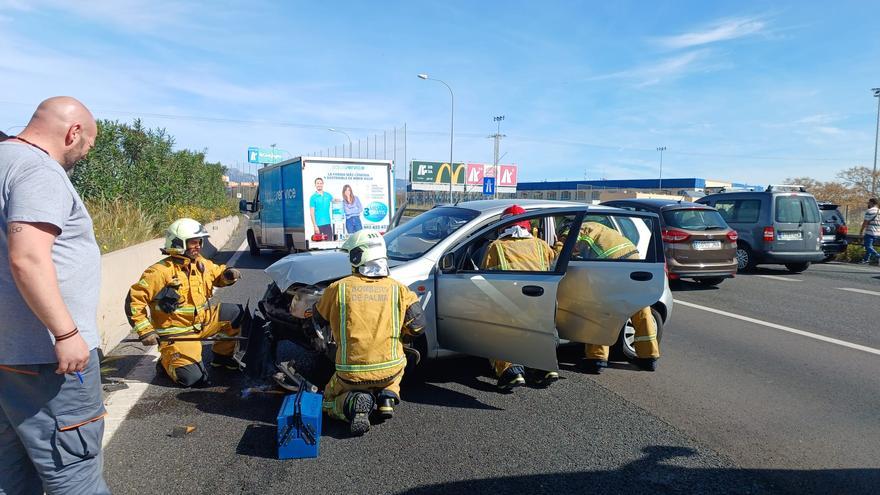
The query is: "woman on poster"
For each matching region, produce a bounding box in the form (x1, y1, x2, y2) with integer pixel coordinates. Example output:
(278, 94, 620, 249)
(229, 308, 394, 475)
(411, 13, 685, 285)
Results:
(342, 184, 364, 234)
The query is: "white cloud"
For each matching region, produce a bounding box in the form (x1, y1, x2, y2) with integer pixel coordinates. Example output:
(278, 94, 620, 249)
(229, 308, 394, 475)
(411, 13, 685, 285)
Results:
(585, 50, 716, 87)
(655, 16, 767, 49)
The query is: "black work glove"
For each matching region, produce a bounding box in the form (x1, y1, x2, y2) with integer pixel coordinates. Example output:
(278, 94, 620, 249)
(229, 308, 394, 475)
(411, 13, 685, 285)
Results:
(154, 282, 182, 313)
(223, 268, 242, 283)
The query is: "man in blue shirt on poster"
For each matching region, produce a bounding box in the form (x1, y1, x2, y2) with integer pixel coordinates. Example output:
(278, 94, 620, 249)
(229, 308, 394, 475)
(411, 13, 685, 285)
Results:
(310, 177, 333, 239)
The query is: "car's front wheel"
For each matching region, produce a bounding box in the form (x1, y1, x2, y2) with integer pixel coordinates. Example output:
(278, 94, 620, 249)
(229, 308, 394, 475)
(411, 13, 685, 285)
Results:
(611, 308, 663, 361)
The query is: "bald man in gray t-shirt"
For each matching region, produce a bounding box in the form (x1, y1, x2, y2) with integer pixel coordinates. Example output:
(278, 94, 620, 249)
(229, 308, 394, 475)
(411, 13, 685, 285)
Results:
(0, 97, 109, 494)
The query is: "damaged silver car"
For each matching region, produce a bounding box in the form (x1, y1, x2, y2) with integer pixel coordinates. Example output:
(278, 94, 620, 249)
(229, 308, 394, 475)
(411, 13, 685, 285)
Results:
(251, 200, 673, 380)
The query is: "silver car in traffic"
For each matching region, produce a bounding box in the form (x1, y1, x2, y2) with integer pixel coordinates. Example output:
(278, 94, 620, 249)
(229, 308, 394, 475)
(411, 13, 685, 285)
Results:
(265, 200, 673, 371)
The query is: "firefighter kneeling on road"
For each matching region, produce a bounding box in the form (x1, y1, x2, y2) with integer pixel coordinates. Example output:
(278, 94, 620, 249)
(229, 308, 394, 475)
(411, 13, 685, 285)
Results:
(568, 221, 660, 374)
(126, 218, 245, 387)
(484, 205, 560, 391)
(313, 230, 426, 436)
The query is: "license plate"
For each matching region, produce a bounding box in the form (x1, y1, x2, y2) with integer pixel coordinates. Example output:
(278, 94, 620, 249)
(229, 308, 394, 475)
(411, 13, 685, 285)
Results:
(693, 240, 722, 250)
(778, 231, 803, 241)
(822, 235, 836, 242)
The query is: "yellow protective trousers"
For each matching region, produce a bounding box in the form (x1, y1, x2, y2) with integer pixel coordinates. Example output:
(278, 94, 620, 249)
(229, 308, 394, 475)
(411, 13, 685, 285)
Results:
(585, 307, 659, 361)
(490, 360, 515, 378)
(159, 306, 240, 383)
(322, 371, 403, 421)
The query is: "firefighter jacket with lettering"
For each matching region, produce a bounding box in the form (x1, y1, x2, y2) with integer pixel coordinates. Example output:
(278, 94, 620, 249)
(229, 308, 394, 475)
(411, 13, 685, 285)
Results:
(126, 255, 234, 339)
(314, 274, 425, 382)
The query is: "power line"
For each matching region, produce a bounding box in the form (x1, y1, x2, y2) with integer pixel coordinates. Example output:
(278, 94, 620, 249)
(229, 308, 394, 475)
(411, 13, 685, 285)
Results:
(0, 100, 864, 163)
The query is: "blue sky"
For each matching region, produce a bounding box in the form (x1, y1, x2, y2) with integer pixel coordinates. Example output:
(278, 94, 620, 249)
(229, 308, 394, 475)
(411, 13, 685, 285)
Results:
(1, 0, 878, 185)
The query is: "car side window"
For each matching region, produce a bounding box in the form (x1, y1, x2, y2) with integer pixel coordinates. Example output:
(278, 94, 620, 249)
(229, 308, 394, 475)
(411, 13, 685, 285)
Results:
(715, 199, 760, 223)
(568, 214, 654, 262)
(460, 213, 576, 274)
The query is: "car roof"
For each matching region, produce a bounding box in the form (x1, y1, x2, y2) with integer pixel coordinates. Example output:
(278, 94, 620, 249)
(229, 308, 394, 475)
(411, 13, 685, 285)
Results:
(602, 198, 711, 210)
(442, 198, 626, 214)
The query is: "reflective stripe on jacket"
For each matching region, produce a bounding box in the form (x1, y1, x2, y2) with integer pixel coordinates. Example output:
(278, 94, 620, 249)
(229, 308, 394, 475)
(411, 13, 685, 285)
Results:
(125, 255, 232, 337)
(577, 222, 639, 260)
(481, 237, 556, 271)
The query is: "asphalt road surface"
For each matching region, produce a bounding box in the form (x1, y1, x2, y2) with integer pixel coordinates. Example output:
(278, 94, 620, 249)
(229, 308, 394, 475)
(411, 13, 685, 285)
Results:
(101, 222, 879, 494)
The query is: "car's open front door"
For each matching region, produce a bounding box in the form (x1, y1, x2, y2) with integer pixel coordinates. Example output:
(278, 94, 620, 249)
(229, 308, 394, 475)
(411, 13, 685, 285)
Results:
(434, 207, 585, 370)
(556, 210, 666, 345)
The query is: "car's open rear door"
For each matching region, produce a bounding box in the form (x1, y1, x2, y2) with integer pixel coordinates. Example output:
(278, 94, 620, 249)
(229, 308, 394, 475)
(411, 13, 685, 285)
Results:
(556, 211, 666, 345)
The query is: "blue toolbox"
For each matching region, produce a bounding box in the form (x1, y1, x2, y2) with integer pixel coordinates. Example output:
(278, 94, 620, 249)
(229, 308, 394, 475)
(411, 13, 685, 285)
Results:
(277, 389, 322, 459)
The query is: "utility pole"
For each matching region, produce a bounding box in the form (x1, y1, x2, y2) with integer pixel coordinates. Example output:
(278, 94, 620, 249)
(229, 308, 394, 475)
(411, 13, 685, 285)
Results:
(872, 88, 880, 197)
(490, 115, 506, 199)
(656, 146, 667, 193)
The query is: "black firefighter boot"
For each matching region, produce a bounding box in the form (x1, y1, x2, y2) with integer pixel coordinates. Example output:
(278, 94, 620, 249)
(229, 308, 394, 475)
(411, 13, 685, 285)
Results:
(376, 390, 400, 421)
(344, 392, 375, 436)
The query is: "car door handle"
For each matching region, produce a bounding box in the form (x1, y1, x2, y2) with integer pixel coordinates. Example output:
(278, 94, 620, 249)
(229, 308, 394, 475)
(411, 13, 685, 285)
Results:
(522, 285, 544, 297)
(630, 271, 653, 281)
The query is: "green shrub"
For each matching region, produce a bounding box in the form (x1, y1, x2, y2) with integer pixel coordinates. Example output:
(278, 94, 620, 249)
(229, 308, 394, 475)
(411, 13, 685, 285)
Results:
(71, 119, 230, 219)
(71, 119, 238, 252)
(839, 243, 866, 263)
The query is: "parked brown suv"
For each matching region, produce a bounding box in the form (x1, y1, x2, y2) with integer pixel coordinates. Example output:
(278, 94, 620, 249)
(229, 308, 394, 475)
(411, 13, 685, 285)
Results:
(601, 199, 738, 286)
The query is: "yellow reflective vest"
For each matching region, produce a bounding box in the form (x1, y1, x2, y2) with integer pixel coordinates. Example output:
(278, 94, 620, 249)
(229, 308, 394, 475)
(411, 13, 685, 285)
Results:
(315, 274, 424, 382)
(481, 236, 557, 271)
(576, 222, 639, 260)
(126, 255, 233, 338)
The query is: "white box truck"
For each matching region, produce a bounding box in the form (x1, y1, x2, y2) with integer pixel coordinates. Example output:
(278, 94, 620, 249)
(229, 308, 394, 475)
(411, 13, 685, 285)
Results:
(241, 157, 395, 255)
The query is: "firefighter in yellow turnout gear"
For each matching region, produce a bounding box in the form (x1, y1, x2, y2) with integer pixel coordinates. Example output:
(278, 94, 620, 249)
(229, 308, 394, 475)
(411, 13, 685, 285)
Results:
(482, 205, 559, 390)
(126, 218, 244, 387)
(572, 221, 661, 374)
(314, 230, 426, 436)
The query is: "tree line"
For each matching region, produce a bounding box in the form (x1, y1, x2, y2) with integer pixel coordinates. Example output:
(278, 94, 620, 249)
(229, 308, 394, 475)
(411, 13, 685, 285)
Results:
(70, 119, 229, 217)
(786, 166, 880, 214)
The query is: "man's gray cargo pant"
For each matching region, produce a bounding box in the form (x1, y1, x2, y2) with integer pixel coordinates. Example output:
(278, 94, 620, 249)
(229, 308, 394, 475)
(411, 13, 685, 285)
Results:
(0, 349, 110, 494)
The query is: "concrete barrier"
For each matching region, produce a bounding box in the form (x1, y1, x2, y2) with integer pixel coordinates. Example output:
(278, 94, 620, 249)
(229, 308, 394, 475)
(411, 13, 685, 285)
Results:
(97, 215, 240, 353)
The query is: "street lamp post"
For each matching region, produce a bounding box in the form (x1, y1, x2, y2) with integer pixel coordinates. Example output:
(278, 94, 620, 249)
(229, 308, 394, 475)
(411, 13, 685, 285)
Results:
(871, 88, 880, 197)
(418, 73, 455, 204)
(656, 146, 667, 193)
(328, 128, 352, 158)
(492, 115, 505, 200)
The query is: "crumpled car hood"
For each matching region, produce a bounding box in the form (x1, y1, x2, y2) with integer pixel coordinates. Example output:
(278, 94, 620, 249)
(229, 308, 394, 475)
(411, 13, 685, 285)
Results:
(264, 251, 352, 291)
(265, 251, 408, 291)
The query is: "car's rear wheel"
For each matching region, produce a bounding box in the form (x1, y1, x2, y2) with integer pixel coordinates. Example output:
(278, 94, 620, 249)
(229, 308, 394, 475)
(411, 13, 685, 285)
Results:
(785, 262, 810, 273)
(611, 308, 663, 361)
(696, 277, 726, 286)
(247, 229, 260, 256)
(736, 244, 756, 272)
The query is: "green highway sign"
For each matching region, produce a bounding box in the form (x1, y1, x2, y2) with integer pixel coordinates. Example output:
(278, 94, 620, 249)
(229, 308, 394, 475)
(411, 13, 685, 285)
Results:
(247, 146, 284, 164)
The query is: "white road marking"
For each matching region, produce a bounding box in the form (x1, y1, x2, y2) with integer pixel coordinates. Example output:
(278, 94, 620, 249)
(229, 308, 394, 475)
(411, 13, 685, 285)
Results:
(227, 238, 249, 268)
(102, 347, 160, 447)
(103, 238, 248, 447)
(814, 262, 879, 273)
(837, 287, 880, 297)
(674, 299, 880, 357)
(755, 275, 802, 282)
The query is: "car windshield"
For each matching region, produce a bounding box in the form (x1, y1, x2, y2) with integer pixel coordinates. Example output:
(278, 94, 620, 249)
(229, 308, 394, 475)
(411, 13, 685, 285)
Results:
(662, 209, 728, 230)
(384, 206, 479, 261)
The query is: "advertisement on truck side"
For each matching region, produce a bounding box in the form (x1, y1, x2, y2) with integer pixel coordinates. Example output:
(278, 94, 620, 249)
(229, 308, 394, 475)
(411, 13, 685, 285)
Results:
(301, 161, 392, 247)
